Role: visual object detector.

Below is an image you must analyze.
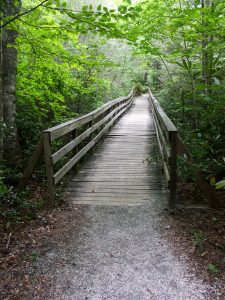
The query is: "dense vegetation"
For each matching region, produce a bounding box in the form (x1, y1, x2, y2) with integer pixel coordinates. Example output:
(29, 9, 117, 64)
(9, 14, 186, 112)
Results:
(0, 0, 224, 226)
(131, 0, 225, 181)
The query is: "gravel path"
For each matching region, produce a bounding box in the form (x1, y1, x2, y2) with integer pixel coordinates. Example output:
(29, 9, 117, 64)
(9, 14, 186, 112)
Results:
(38, 197, 218, 300)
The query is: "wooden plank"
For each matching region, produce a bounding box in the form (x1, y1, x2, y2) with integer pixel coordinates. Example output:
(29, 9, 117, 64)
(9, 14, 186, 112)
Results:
(80, 166, 152, 169)
(78, 171, 154, 175)
(81, 167, 153, 170)
(82, 164, 151, 167)
(70, 197, 149, 202)
(70, 199, 145, 206)
(93, 152, 151, 155)
(69, 192, 151, 198)
(71, 180, 163, 185)
(70, 195, 163, 202)
(67, 188, 156, 193)
(68, 181, 160, 186)
(68, 184, 157, 189)
(18, 137, 44, 190)
(74, 174, 162, 178)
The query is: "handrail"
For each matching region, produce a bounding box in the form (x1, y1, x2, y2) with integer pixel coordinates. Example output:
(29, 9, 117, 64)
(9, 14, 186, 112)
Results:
(44, 90, 134, 141)
(148, 88, 177, 209)
(18, 90, 134, 202)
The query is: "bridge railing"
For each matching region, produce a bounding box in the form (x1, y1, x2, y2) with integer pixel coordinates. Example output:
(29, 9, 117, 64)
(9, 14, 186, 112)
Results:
(19, 90, 134, 203)
(148, 89, 221, 209)
(148, 89, 178, 209)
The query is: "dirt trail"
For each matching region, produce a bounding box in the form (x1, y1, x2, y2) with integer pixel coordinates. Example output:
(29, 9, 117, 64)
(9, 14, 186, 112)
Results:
(33, 198, 219, 300)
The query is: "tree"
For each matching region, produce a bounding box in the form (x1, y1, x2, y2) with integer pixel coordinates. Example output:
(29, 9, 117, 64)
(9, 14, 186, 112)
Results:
(0, 0, 22, 163)
(123, 0, 225, 175)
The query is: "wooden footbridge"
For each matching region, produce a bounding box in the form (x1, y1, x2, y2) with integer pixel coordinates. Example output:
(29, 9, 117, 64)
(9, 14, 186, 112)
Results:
(19, 89, 200, 209)
(67, 94, 166, 206)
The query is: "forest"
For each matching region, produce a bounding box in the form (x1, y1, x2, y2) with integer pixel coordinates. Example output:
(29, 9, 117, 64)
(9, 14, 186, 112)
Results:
(0, 0, 225, 297)
(0, 0, 225, 223)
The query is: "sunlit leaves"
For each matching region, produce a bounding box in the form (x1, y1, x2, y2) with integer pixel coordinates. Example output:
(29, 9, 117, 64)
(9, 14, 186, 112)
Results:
(118, 5, 127, 14)
(215, 180, 225, 190)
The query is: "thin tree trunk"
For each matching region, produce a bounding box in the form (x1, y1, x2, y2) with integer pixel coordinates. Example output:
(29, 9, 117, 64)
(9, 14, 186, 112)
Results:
(201, 0, 212, 94)
(201, 0, 210, 94)
(159, 55, 175, 87)
(0, 26, 3, 159)
(2, 0, 22, 163)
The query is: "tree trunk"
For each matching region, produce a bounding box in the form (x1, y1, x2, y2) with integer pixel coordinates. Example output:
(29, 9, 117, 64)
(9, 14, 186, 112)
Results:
(1, 0, 22, 164)
(201, 0, 213, 94)
(0, 27, 3, 159)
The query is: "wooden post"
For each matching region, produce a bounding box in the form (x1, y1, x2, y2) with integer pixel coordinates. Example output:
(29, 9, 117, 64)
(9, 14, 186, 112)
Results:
(42, 131, 56, 204)
(72, 128, 79, 172)
(169, 131, 177, 209)
(91, 119, 95, 153)
(110, 106, 114, 131)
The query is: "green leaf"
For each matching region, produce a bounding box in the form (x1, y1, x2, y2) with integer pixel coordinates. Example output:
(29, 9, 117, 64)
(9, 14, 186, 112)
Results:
(208, 263, 220, 273)
(118, 5, 127, 14)
(209, 176, 216, 186)
(97, 5, 102, 11)
(182, 59, 188, 70)
(82, 5, 88, 12)
(215, 179, 225, 190)
(0, 185, 8, 193)
(212, 77, 220, 85)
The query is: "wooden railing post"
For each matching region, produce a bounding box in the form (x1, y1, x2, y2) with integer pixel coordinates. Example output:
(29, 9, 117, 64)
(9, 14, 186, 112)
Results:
(72, 128, 79, 171)
(169, 131, 177, 209)
(42, 131, 56, 204)
(91, 119, 95, 153)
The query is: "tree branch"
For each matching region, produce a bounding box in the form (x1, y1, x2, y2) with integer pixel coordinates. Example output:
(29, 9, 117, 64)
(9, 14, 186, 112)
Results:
(0, 0, 49, 29)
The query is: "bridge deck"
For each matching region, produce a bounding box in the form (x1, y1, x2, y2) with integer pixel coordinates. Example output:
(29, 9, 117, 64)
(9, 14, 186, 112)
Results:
(67, 94, 166, 206)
